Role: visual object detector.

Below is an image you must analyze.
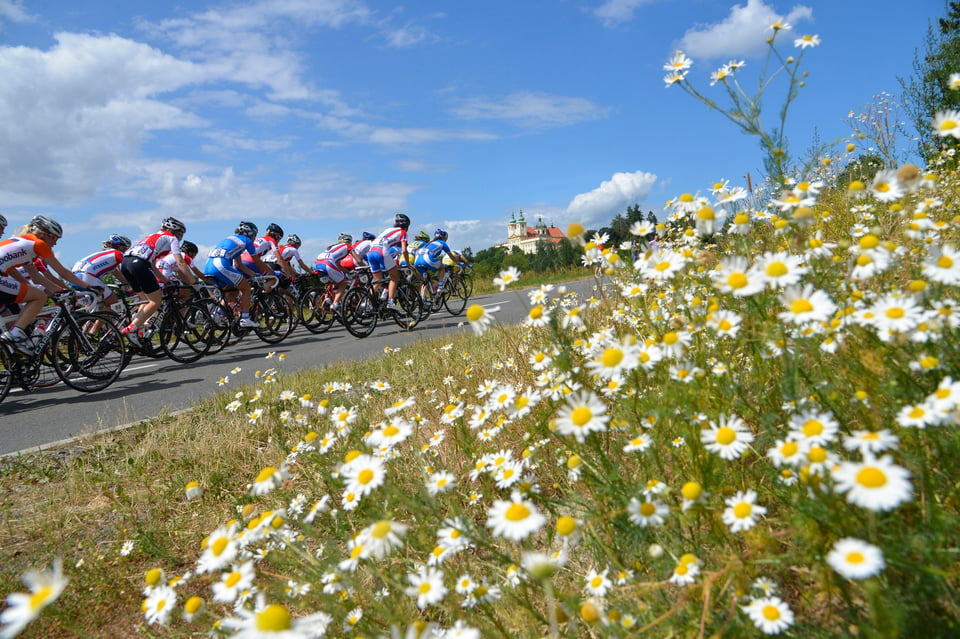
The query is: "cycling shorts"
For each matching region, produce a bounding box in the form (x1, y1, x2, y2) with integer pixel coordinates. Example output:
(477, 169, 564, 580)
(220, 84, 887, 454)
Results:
(366, 247, 395, 273)
(204, 258, 243, 288)
(0, 274, 28, 304)
(314, 260, 345, 284)
(120, 256, 161, 294)
(414, 254, 441, 278)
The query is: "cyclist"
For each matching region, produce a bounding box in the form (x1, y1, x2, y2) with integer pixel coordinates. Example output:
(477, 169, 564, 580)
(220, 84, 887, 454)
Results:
(414, 229, 469, 306)
(242, 223, 297, 281)
(72, 234, 132, 312)
(203, 221, 267, 328)
(0, 216, 95, 355)
(264, 234, 311, 275)
(0, 213, 6, 236)
(156, 239, 207, 304)
(368, 213, 411, 311)
(119, 217, 201, 345)
(339, 231, 375, 272)
(314, 233, 359, 312)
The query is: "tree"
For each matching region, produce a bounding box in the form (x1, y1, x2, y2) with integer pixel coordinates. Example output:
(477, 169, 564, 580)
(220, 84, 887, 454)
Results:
(836, 154, 885, 188)
(899, 1, 960, 161)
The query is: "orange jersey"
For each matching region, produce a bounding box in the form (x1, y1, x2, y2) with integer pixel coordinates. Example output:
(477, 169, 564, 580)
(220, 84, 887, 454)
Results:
(0, 233, 54, 275)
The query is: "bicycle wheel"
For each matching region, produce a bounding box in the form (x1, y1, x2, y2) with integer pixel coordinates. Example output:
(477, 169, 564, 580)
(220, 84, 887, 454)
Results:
(53, 313, 125, 392)
(341, 288, 377, 338)
(393, 282, 424, 330)
(299, 288, 336, 334)
(459, 272, 474, 297)
(253, 291, 295, 344)
(443, 278, 469, 316)
(0, 345, 13, 404)
(158, 308, 205, 364)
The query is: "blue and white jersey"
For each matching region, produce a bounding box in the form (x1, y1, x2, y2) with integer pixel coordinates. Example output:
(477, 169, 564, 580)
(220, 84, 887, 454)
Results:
(416, 239, 451, 262)
(206, 235, 255, 263)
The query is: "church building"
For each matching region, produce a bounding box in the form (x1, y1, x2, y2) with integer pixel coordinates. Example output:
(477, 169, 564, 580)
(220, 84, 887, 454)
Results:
(500, 211, 566, 254)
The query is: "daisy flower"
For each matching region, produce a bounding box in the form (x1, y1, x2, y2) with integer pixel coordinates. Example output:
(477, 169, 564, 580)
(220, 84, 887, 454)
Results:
(778, 284, 837, 325)
(493, 267, 521, 291)
(220, 599, 332, 638)
(708, 309, 742, 337)
(250, 464, 290, 497)
(933, 109, 960, 138)
(663, 50, 692, 72)
(583, 568, 613, 597)
(341, 454, 387, 497)
(638, 249, 687, 282)
(197, 525, 239, 574)
(0, 558, 69, 638)
(787, 408, 839, 446)
(842, 430, 899, 456)
(627, 497, 670, 527)
(701, 414, 754, 460)
(143, 585, 177, 626)
(427, 471, 457, 496)
(668, 560, 699, 586)
(405, 565, 448, 610)
(743, 596, 795, 635)
(623, 433, 652, 453)
(358, 520, 409, 560)
(486, 490, 547, 541)
(465, 304, 499, 335)
(755, 251, 808, 289)
(185, 481, 202, 500)
(794, 33, 820, 48)
(585, 339, 641, 380)
(525, 304, 551, 328)
(832, 455, 912, 511)
(722, 489, 767, 532)
(923, 244, 960, 285)
(554, 391, 610, 442)
(212, 562, 256, 603)
(826, 537, 885, 579)
(712, 257, 764, 297)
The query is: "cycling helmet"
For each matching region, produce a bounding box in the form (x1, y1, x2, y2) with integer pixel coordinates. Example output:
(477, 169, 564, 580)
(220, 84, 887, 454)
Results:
(236, 220, 258, 238)
(434, 228, 448, 241)
(180, 240, 198, 256)
(394, 213, 410, 229)
(106, 234, 132, 251)
(338, 233, 353, 244)
(286, 234, 302, 247)
(0, 213, 7, 231)
(415, 231, 430, 242)
(29, 215, 63, 239)
(266, 223, 284, 237)
(161, 216, 187, 234)
(362, 231, 376, 241)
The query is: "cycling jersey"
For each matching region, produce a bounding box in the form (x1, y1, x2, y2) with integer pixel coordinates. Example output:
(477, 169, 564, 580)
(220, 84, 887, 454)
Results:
(157, 252, 194, 283)
(339, 239, 372, 270)
(205, 234, 256, 287)
(73, 249, 123, 278)
(0, 234, 55, 303)
(125, 231, 181, 262)
(414, 239, 453, 274)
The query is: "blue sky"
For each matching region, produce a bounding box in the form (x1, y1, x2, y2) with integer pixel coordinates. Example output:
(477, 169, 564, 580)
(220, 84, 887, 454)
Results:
(0, 0, 945, 264)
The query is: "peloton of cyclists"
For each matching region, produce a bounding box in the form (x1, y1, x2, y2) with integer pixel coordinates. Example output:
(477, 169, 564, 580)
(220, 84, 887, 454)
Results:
(314, 233, 362, 313)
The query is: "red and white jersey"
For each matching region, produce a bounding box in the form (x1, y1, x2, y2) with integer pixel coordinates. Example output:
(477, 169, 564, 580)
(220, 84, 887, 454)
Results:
(316, 241, 351, 263)
(156, 252, 193, 280)
(264, 243, 301, 264)
(374, 226, 407, 251)
(0, 233, 55, 275)
(73, 249, 123, 278)
(126, 231, 181, 261)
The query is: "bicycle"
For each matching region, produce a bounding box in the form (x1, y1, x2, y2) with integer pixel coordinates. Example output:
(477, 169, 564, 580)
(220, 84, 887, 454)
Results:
(420, 269, 470, 316)
(0, 290, 126, 402)
(215, 275, 296, 345)
(339, 269, 424, 338)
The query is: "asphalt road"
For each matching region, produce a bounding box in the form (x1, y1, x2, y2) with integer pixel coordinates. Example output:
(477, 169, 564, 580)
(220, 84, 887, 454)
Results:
(0, 279, 595, 456)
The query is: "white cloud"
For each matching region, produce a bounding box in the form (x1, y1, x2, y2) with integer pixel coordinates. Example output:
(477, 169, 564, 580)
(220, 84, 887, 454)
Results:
(452, 92, 609, 129)
(678, 0, 813, 60)
(566, 170, 657, 229)
(0, 0, 28, 26)
(593, 0, 657, 28)
(0, 33, 204, 203)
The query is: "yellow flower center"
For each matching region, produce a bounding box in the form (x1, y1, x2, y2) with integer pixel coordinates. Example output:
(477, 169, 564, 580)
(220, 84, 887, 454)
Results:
(728, 272, 748, 289)
(211, 537, 228, 557)
(856, 466, 887, 488)
(733, 503, 752, 518)
(716, 427, 736, 445)
(846, 552, 865, 564)
(790, 299, 813, 314)
(255, 466, 276, 483)
(29, 586, 53, 611)
(886, 307, 904, 319)
(808, 446, 827, 463)
(256, 605, 293, 631)
(556, 516, 577, 536)
(371, 520, 392, 539)
(225, 571, 242, 588)
(682, 482, 702, 500)
(762, 605, 781, 621)
(765, 262, 788, 277)
(781, 441, 799, 456)
(571, 406, 593, 427)
(357, 469, 375, 485)
(937, 255, 954, 269)
(529, 305, 543, 319)
(718, 319, 732, 331)
(505, 503, 531, 521)
(802, 420, 823, 437)
(639, 502, 656, 516)
(466, 305, 484, 322)
(601, 348, 624, 367)
(663, 332, 678, 345)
